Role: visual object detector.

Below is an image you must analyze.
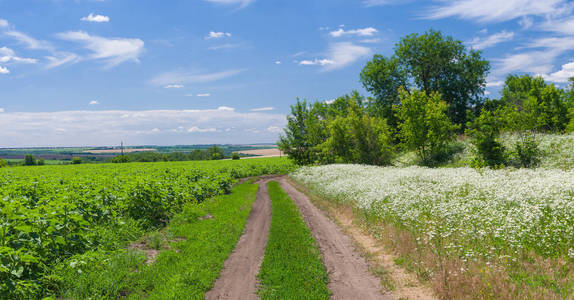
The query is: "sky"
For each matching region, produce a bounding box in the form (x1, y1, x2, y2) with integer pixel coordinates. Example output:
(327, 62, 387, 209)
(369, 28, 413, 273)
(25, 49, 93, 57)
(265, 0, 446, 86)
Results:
(0, 0, 573, 147)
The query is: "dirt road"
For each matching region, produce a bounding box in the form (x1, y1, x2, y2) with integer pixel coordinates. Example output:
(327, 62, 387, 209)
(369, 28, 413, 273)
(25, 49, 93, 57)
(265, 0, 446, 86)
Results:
(206, 176, 387, 299)
(278, 177, 388, 300)
(205, 177, 274, 300)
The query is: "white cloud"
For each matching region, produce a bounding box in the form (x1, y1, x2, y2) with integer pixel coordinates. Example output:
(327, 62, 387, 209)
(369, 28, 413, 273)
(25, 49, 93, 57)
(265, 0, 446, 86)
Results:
(206, 31, 232, 39)
(426, 0, 570, 23)
(495, 51, 558, 75)
(0, 46, 38, 64)
(300, 42, 371, 71)
(469, 31, 514, 49)
(89, 100, 100, 105)
(486, 80, 505, 87)
(203, 0, 254, 8)
(299, 59, 334, 66)
(359, 38, 382, 44)
(266, 126, 282, 133)
(81, 13, 110, 23)
(0, 108, 286, 147)
(150, 69, 244, 86)
(151, 128, 160, 133)
(57, 31, 144, 67)
(0, 108, 4, 113)
(0, 66, 9, 74)
(197, 93, 211, 97)
(542, 62, 574, 83)
(45, 52, 80, 69)
(541, 16, 574, 35)
(250, 107, 274, 111)
(164, 84, 184, 89)
(218, 106, 234, 111)
(519, 16, 534, 29)
(329, 27, 378, 38)
(0, 19, 8, 27)
(275, 61, 281, 65)
(5, 31, 54, 51)
(188, 126, 217, 133)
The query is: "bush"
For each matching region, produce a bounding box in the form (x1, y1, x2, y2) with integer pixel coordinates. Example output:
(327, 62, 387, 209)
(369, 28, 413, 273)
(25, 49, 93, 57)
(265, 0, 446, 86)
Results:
(510, 132, 542, 168)
(71, 157, 82, 164)
(231, 152, 240, 160)
(37, 159, 45, 166)
(467, 110, 507, 168)
(23, 154, 36, 166)
(0, 159, 7, 168)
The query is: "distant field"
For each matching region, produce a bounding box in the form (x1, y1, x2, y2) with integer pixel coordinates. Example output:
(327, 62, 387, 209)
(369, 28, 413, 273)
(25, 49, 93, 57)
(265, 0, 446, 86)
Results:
(82, 148, 157, 154)
(238, 148, 283, 157)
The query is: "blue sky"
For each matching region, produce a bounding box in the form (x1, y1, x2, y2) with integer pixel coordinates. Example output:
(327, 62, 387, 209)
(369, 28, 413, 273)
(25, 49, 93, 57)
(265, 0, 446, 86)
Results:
(1, 0, 573, 147)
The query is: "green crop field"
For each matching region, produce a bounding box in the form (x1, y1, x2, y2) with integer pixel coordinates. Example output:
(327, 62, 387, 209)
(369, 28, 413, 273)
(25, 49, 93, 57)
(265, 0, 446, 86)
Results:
(0, 158, 295, 299)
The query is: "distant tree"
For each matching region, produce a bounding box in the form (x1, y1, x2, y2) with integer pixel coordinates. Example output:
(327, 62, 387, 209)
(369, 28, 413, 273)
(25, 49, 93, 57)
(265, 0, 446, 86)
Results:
(278, 99, 318, 165)
(0, 158, 7, 168)
(37, 159, 45, 166)
(395, 88, 459, 162)
(111, 155, 130, 163)
(71, 157, 82, 164)
(206, 146, 225, 160)
(231, 152, 241, 160)
(361, 29, 490, 127)
(23, 154, 37, 166)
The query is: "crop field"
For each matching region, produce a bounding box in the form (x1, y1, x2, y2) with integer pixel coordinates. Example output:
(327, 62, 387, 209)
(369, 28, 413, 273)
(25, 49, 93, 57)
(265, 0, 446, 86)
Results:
(0, 158, 295, 299)
(292, 165, 574, 298)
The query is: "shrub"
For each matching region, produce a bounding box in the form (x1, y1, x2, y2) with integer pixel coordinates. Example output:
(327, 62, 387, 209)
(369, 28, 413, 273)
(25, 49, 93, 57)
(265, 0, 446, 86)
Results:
(23, 154, 37, 166)
(0, 159, 7, 168)
(37, 159, 45, 166)
(467, 110, 506, 168)
(72, 157, 82, 164)
(510, 132, 542, 168)
(231, 152, 240, 160)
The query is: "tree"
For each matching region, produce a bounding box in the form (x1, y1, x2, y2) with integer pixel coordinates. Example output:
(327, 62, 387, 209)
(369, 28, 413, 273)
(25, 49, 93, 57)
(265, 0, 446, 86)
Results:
(320, 93, 394, 165)
(231, 152, 240, 160)
(395, 88, 459, 162)
(206, 146, 225, 160)
(278, 99, 320, 165)
(466, 110, 506, 167)
(361, 29, 490, 127)
(23, 154, 36, 166)
(71, 157, 82, 164)
(499, 74, 570, 132)
(0, 159, 7, 168)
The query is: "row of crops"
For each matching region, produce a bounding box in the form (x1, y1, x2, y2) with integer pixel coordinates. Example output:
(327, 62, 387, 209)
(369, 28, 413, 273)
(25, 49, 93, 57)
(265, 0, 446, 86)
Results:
(0, 158, 295, 299)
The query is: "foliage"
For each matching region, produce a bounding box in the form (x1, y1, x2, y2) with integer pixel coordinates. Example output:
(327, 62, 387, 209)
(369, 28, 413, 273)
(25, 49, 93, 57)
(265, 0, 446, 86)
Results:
(361, 29, 490, 127)
(466, 110, 507, 168)
(71, 157, 82, 164)
(0, 159, 7, 168)
(395, 88, 459, 163)
(257, 182, 330, 299)
(36, 159, 45, 166)
(509, 132, 542, 168)
(23, 154, 36, 166)
(231, 152, 240, 160)
(0, 157, 296, 299)
(278, 99, 321, 165)
(56, 182, 259, 299)
(320, 92, 394, 165)
(497, 74, 570, 132)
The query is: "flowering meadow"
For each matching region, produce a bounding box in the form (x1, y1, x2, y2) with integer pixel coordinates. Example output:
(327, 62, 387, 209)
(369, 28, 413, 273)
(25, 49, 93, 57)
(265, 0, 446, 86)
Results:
(292, 164, 574, 297)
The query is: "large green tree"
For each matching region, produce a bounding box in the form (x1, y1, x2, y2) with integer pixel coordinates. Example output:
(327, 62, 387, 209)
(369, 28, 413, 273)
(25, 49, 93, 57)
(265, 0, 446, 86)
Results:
(361, 29, 490, 127)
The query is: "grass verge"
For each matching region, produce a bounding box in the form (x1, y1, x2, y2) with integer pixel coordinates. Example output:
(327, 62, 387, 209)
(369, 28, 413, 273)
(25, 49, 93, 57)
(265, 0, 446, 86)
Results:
(54, 182, 258, 299)
(256, 181, 331, 300)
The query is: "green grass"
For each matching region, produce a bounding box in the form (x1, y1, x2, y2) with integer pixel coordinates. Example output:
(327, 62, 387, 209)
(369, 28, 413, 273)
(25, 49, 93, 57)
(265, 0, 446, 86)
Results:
(257, 181, 331, 300)
(55, 182, 259, 299)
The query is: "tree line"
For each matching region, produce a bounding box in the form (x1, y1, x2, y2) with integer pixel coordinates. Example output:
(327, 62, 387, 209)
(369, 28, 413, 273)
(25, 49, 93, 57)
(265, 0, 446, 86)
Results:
(278, 29, 574, 168)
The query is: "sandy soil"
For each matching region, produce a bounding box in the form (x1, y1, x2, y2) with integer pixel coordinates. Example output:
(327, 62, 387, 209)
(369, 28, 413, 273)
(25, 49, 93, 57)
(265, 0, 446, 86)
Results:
(204, 177, 275, 300)
(278, 177, 388, 300)
(237, 148, 283, 157)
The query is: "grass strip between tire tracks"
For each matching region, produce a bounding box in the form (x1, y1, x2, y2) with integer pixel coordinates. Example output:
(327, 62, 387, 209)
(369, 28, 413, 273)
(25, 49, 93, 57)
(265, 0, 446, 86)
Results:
(257, 181, 331, 299)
